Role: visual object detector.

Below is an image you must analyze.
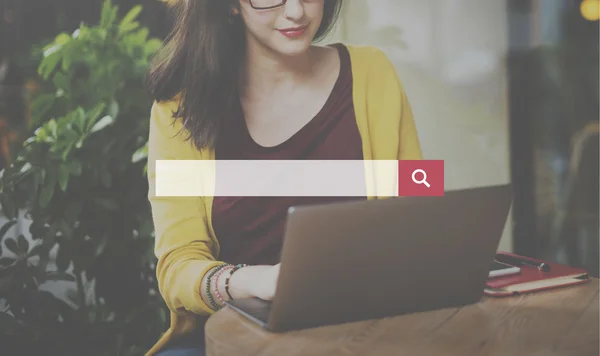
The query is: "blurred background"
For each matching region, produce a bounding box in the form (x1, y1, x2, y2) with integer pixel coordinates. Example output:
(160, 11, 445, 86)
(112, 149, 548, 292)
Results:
(0, 0, 598, 355)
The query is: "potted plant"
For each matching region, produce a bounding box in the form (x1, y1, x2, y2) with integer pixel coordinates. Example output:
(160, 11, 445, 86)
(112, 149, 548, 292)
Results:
(0, 1, 166, 354)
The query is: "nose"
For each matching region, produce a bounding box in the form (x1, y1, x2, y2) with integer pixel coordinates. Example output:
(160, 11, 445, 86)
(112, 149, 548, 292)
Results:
(283, 0, 305, 21)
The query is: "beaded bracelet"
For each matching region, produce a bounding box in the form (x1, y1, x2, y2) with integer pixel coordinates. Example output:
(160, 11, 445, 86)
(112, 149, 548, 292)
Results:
(224, 264, 249, 300)
(212, 265, 235, 306)
(205, 264, 229, 311)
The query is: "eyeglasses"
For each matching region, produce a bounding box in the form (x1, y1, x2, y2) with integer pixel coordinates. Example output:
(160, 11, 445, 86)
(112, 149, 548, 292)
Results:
(249, 0, 322, 10)
(249, 0, 287, 10)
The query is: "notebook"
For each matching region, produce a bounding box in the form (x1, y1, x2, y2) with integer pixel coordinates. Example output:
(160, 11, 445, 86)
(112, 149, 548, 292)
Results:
(484, 252, 591, 297)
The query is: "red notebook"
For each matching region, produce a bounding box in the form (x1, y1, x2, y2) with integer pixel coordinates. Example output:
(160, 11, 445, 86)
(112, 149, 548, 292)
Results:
(484, 252, 591, 297)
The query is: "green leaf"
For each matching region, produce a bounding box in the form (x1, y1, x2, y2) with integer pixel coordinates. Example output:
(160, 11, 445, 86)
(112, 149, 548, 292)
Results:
(0, 221, 17, 240)
(23, 136, 37, 147)
(58, 164, 70, 192)
(4, 238, 19, 254)
(72, 107, 86, 127)
(53, 73, 69, 91)
(69, 108, 87, 134)
(92, 28, 108, 43)
(100, 0, 118, 29)
(120, 5, 142, 27)
(87, 102, 107, 125)
(14, 163, 37, 184)
(61, 46, 73, 72)
(39, 47, 63, 80)
(55, 32, 71, 45)
(108, 100, 119, 120)
(90, 115, 114, 133)
(145, 39, 163, 56)
(100, 0, 111, 28)
(42, 42, 62, 57)
(38, 182, 55, 208)
(119, 5, 142, 35)
(30, 94, 55, 124)
(0, 193, 16, 220)
(131, 28, 149, 44)
(61, 128, 79, 143)
(132, 143, 148, 163)
(61, 142, 75, 162)
(34, 126, 50, 143)
(120, 21, 140, 35)
(17, 235, 28, 254)
(72, 26, 85, 39)
(47, 119, 58, 138)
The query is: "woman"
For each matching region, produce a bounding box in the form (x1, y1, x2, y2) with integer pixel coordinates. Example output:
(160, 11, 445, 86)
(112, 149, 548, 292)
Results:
(146, 0, 423, 354)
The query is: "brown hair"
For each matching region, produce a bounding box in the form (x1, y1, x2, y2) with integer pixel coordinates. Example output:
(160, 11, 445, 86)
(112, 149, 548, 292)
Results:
(147, 0, 344, 150)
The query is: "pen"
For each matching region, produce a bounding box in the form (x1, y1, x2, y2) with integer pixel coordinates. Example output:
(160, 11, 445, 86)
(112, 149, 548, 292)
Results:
(495, 254, 551, 272)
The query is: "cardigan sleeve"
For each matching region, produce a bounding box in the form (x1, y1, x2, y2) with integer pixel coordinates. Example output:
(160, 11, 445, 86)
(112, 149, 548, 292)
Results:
(147, 100, 223, 317)
(358, 46, 423, 196)
(368, 47, 423, 161)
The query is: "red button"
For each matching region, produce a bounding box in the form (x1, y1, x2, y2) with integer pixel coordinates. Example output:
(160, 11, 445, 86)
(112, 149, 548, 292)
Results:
(398, 160, 445, 197)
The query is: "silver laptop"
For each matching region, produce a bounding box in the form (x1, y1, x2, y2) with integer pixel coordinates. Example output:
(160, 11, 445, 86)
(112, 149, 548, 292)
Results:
(226, 184, 513, 332)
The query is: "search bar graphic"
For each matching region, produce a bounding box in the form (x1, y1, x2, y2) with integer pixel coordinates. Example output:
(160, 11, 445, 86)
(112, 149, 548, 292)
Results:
(153, 160, 444, 197)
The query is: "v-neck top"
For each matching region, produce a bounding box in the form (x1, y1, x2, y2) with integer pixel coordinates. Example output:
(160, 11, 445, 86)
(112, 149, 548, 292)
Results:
(212, 43, 365, 265)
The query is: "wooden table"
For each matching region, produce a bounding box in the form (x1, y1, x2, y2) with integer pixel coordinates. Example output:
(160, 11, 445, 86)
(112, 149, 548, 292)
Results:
(206, 279, 599, 356)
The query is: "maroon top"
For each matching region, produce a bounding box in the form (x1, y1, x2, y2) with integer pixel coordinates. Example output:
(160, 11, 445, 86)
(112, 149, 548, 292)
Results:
(213, 44, 365, 266)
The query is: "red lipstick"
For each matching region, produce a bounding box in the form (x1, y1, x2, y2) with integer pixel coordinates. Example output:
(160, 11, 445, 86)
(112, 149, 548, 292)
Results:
(278, 25, 308, 38)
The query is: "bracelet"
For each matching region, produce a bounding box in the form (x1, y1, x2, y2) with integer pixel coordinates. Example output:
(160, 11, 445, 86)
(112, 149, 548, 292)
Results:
(213, 265, 235, 306)
(225, 264, 249, 300)
(205, 264, 229, 311)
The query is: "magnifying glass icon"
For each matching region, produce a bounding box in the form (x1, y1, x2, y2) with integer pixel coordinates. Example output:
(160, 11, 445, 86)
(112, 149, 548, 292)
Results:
(412, 169, 430, 188)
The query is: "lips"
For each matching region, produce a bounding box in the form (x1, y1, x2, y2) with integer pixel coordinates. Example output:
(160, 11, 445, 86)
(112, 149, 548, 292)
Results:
(278, 25, 308, 38)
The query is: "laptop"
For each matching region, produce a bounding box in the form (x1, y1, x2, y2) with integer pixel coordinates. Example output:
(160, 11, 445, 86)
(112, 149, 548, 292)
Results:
(226, 184, 513, 332)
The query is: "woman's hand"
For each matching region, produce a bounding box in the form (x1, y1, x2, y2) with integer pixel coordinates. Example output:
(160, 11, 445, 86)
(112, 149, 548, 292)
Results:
(248, 263, 280, 301)
(227, 264, 281, 301)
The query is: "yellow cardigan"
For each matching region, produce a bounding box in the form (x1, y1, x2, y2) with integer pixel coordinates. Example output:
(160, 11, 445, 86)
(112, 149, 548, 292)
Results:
(145, 44, 423, 355)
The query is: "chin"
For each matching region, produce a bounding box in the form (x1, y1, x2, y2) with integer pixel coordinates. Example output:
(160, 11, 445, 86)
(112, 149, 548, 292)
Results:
(274, 41, 313, 57)
(270, 32, 317, 57)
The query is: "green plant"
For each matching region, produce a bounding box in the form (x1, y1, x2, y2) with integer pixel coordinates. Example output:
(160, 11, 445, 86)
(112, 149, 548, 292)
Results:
(0, 1, 166, 355)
